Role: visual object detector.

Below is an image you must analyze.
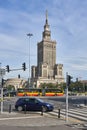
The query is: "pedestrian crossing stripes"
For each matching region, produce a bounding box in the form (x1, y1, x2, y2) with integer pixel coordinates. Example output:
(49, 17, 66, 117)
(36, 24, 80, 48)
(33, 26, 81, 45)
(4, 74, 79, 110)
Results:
(44, 107, 87, 123)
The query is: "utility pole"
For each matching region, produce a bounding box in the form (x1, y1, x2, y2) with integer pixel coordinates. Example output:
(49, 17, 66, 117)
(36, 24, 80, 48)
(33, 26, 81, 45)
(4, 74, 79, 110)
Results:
(27, 33, 33, 88)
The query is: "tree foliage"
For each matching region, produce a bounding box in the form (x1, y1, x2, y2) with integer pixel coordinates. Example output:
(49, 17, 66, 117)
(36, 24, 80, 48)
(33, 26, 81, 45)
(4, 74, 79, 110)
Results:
(40, 83, 59, 89)
(6, 85, 15, 91)
(40, 81, 87, 93)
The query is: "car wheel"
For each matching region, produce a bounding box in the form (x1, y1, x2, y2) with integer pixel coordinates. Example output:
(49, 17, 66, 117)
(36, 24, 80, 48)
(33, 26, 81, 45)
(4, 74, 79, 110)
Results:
(42, 106, 47, 112)
(17, 106, 23, 111)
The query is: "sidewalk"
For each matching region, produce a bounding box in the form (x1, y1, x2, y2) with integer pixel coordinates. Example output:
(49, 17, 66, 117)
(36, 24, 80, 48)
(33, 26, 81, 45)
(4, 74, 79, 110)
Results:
(0, 112, 87, 130)
(0, 111, 66, 127)
(0, 112, 85, 130)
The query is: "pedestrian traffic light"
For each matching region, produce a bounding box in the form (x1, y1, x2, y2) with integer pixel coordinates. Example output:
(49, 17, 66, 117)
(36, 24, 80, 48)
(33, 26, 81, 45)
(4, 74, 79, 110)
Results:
(67, 75, 72, 86)
(22, 62, 26, 71)
(6, 65, 10, 72)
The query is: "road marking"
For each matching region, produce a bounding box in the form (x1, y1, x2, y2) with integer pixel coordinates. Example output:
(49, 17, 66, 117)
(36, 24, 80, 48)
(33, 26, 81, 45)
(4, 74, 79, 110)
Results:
(0, 115, 42, 121)
(41, 108, 87, 123)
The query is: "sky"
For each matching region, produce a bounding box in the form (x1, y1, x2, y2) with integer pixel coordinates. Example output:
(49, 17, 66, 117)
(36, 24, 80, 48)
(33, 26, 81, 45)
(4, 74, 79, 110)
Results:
(0, 0, 87, 81)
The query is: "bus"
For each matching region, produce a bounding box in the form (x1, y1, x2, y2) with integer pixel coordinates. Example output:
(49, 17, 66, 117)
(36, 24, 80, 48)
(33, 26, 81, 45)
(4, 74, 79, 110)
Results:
(17, 88, 64, 96)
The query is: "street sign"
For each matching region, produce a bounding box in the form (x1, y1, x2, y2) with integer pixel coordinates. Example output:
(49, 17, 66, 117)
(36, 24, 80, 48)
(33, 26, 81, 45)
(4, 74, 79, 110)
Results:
(0, 69, 5, 76)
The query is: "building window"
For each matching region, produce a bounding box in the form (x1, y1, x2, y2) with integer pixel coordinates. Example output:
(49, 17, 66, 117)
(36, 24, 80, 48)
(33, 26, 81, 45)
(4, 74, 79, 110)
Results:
(59, 71, 62, 76)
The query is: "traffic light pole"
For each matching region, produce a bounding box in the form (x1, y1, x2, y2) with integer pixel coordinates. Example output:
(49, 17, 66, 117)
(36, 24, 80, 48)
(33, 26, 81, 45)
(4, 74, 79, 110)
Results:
(0, 68, 5, 114)
(0, 64, 26, 114)
(66, 72, 69, 122)
(1, 81, 3, 114)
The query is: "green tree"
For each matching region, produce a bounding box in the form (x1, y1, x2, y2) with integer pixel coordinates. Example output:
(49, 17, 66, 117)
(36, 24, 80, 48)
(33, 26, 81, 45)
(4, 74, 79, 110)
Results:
(40, 83, 58, 89)
(7, 85, 15, 91)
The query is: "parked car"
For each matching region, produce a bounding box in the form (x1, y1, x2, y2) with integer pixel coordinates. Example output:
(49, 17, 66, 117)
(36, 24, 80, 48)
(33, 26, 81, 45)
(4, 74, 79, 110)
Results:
(3, 91, 16, 97)
(15, 97, 54, 112)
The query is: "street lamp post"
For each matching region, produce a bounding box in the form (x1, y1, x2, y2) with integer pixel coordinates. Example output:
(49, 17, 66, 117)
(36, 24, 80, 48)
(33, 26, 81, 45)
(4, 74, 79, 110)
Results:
(27, 33, 33, 88)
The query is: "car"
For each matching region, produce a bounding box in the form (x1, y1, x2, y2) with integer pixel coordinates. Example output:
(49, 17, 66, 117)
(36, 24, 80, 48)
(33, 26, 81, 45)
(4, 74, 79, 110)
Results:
(3, 91, 16, 97)
(15, 97, 54, 112)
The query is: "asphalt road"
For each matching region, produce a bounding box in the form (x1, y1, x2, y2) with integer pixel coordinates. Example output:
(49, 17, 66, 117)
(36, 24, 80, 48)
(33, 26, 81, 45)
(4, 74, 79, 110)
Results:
(41, 95, 87, 108)
(1, 95, 87, 112)
(44, 95, 87, 104)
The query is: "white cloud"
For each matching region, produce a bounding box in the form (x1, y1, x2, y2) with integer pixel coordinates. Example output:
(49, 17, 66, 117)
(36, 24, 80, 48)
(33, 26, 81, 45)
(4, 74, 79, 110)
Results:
(0, 0, 87, 80)
(71, 64, 87, 71)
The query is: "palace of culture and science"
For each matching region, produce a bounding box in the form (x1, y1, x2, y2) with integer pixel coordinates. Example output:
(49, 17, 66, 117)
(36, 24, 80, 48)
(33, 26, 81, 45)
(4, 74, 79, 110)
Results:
(31, 11, 64, 88)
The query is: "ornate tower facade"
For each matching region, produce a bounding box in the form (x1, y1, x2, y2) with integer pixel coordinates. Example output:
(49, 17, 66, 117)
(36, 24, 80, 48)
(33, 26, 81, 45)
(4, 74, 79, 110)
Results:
(31, 11, 64, 88)
(37, 11, 56, 78)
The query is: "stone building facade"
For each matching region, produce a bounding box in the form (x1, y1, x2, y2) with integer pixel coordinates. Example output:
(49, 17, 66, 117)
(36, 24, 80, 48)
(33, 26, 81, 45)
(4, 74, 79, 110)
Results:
(31, 11, 64, 88)
(4, 78, 27, 90)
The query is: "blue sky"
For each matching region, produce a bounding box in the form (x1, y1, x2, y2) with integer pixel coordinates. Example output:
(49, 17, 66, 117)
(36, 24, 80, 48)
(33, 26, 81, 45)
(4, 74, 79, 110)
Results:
(0, 0, 87, 81)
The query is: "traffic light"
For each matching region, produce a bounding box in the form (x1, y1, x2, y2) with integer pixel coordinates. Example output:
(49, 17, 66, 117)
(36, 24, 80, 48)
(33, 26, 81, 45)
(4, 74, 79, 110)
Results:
(6, 65, 10, 72)
(18, 74, 20, 78)
(67, 75, 72, 86)
(1, 78, 4, 87)
(22, 62, 26, 71)
(76, 78, 78, 82)
(85, 85, 87, 92)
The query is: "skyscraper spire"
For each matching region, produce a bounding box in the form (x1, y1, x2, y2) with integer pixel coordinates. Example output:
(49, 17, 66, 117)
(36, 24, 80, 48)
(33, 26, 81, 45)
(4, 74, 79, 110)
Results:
(46, 10, 48, 24)
(42, 10, 51, 40)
